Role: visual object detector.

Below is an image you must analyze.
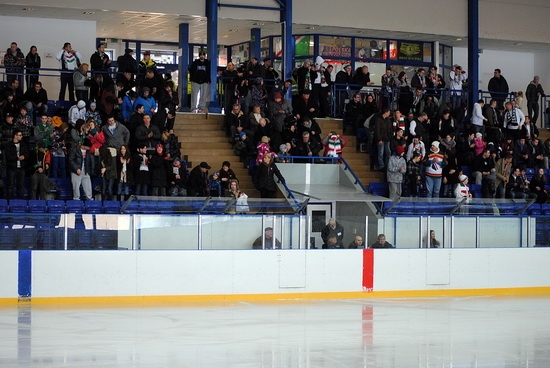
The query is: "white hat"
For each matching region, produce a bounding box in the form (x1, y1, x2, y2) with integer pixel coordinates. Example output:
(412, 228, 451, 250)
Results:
(475, 132, 482, 138)
(77, 100, 86, 109)
(431, 141, 440, 148)
(459, 175, 468, 182)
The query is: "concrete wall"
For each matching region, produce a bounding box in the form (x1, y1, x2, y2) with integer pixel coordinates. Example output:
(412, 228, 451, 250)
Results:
(2, 248, 550, 303)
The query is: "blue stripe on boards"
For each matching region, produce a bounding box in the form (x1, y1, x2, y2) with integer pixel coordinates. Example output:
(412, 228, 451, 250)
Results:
(18, 250, 32, 298)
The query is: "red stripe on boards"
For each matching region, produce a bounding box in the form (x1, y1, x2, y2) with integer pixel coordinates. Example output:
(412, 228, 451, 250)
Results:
(362, 249, 374, 291)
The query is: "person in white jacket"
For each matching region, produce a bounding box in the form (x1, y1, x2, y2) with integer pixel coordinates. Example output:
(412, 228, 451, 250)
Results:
(55, 42, 83, 102)
(68, 100, 87, 126)
(470, 99, 487, 134)
(449, 64, 468, 109)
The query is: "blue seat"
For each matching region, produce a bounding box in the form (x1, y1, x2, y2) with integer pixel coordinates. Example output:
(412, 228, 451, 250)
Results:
(103, 200, 121, 214)
(469, 184, 482, 198)
(66, 200, 84, 213)
(55, 178, 73, 200)
(525, 168, 535, 181)
(28, 200, 47, 213)
(528, 203, 542, 216)
(95, 230, 118, 249)
(9, 199, 28, 213)
(85, 201, 103, 214)
(0, 226, 17, 250)
(17, 228, 38, 249)
(0, 199, 8, 213)
(369, 182, 389, 197)
(47, 200, 66, 213)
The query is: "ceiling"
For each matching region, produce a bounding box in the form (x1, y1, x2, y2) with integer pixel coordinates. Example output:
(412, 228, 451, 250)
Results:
(1, 3, 550, 53)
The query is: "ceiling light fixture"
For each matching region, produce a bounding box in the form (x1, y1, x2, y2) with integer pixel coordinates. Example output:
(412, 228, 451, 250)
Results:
(82, 11, 95, 15)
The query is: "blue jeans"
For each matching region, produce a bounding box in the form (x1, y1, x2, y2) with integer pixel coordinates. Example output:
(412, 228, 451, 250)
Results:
(51, 156, 66, 178)
(425, 176, 442, 198)
(377, 141, 390, 169)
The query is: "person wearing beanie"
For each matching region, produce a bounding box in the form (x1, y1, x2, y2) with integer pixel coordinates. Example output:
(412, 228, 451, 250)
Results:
(423, 141, 444, 198)
(455, 174, 472, 200)
(474, 131, 486, 156)
(219, 160, 237, 191)
(267, 90, 293, 133)
(387, 145, 407, 200)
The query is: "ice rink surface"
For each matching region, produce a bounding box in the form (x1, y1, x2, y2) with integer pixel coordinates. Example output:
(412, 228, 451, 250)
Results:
(1, 295, 550, 367)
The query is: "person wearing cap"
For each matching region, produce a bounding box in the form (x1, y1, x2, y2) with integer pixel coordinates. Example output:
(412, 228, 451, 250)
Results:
(68, 137, 94, 200)
(423, 140, 444, 198)
(85, 101, 102, 127)
(189, 49, 211, 113)
(138, 50, 157, 80)
(387, 145, 407, 200)
(293, 89, 317, 123)
(526, 75, 545, 127)
(473, 132, 486, 156)
(252, 227, 282, 249)
(218, 161, 237, 191)
(56, 42, 83, 101)
(187, 161, 211, 196)
(117, 48, 138, 75)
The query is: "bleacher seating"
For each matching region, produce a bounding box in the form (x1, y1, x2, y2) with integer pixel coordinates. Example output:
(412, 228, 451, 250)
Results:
(103, 200, 121, 214)
(9, 199, 28, 213)
(28, 200, 47, 213)
(85, 201, 103, 214)
(369, 182, 389, 197)
(47, 200, 66, 213)
(66, 200, 84, 213)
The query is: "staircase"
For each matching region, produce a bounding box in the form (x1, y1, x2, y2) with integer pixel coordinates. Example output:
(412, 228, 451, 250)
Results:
(172, 113, 384, 195)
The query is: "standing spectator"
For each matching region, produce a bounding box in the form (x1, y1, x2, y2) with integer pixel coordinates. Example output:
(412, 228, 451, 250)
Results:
(30, 142, 52, 200)
(90, 42, 112, 84)
(56, 42, 82, 101)
(34, 113, 53, 149)
(132, 143, 151, 196)
(221, 61, 238, 111)
(381, 67, 395, 109)
(526, 75, 545, 127)
(254, 153, 285, 198)
(406, 152, 424, 197)
(373, 108, 392, 171)
(267, 91, 292, 133)
(98, 145, 117, 201)
(149, 144, 168, 197)
(455, 174, 472, 200)
(117, 48, 138, 76)
(68, 138, 94, 201)
(4, 130, 29, 199)
(102, 114, 130, 151)
(138, 51, 157, 81)
(494, 154, 513, 198)
(387, 145, 406, 200)
(73, 63, 90, 103)
(25, 46, 41, 91)
(424, 141, 444, 198)
(449, 65, 467, 109)
(50, 123, 69, 179)
(470, 99, 487, 134)
(135, 114, 161, 154)
(503, 101, 525, 142)
(4, 42, 25, 84)
(189, 50, 211, 112)
(321, 218, 344, 248)
(487, 69, 509, 109)
(322, 131, 348, 159)
(116, 144, 133, 201)
(134, 87, 156, 118)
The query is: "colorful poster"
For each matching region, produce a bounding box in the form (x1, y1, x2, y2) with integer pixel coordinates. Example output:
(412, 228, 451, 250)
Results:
(397, 41, 423, 61)
(295, 35, 310, 57)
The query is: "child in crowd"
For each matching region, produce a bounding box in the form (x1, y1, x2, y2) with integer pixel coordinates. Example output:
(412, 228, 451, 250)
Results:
(208, 170, 223, 197)
(455, 174, 472, 200)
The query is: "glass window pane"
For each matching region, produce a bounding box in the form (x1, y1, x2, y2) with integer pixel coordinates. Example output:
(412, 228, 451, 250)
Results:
(423, 42, 432, 63)
(355, 38, 386, 60)
(231, 42, 249, 66)
(295, 35, 314, 57)
(319, 36, 351, 58)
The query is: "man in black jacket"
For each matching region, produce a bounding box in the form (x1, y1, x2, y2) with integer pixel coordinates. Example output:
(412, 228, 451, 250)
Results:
(189, 50, 211, 112)
(4, 129, 29, 199)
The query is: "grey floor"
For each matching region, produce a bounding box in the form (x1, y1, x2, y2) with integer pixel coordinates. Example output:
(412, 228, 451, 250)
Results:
(1, 296, 550, 367)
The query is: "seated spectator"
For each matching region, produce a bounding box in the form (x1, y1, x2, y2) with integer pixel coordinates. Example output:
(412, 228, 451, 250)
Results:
(218, 161, 237, 191)
(252, 227, 282, 249)
(370, 234, 394, 248)
(248, 104, 266, 138)
(514, 137, 532, 168)
(187, 161, 211, 197)
(348, 235, 364, 249)
(234, 131, 255, 162)
(292, 131, 322, 163)
(439, 134, 456, 155)
(427, 230, 441, 248)
(531, 138, 545, 169)
(298, 116, 322, 144)
(472, 148, 496, 198)
(277, 143, 292, 163)
(168, 158, 188, 197)
(23, 81, 49, 118)
(161, 130, 181, 163)
(529, 168, 548, 204)
(281, 120, 300, 150)
(254, 117, 280, 150)
(225, 103, 247, 140)
(85, 101, 102, 127)
(323, 234, 342, 249)
(473, 132, 486, 156)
